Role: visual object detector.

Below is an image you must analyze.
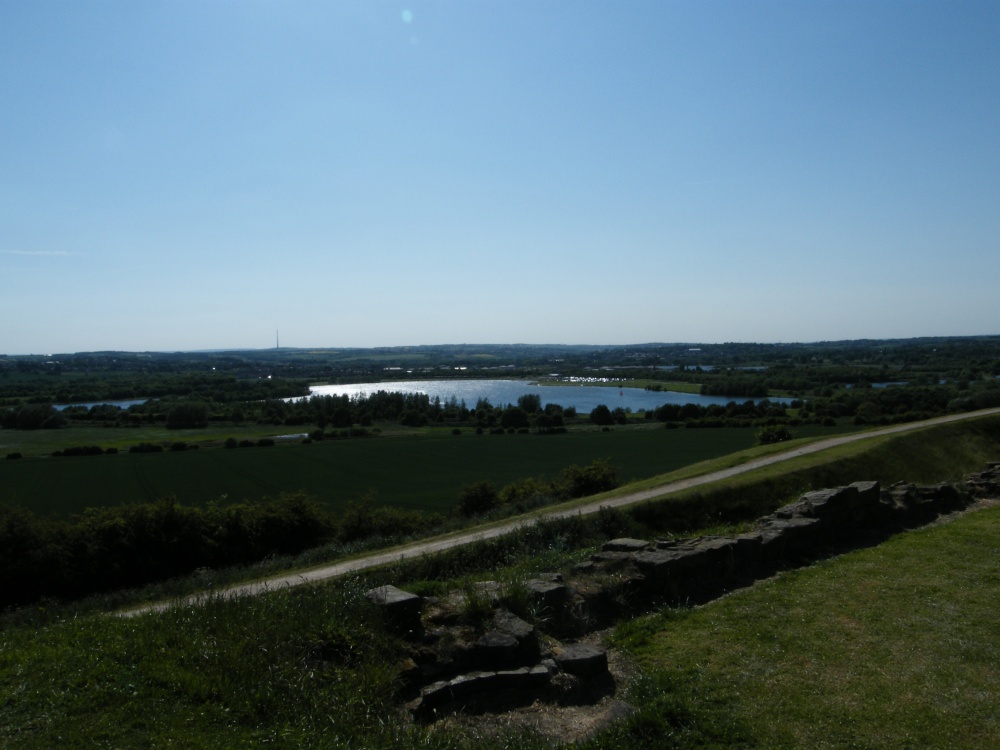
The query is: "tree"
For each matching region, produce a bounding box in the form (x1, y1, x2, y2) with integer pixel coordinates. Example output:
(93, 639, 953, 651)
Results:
(165, 402, 209, 429)
(500, 406, 529, 430)
(3, 403, 66, 430)
(589, 404, 614, 426)
(517, 393, 542, 413)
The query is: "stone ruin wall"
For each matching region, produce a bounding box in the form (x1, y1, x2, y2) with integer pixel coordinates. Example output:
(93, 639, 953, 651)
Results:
(366, 461, 1000, 723)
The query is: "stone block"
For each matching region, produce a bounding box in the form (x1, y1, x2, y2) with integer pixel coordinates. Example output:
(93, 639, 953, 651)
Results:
(601, 538, 651, 553)
(366, 585, 422, 635)
(554, 644, 609, 678)
(526, 579, 570, 613)
(758, 516, 822, 558)
(493, 609, 535, 641)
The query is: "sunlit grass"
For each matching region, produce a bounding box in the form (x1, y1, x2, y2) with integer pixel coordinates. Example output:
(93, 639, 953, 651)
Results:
(605, 504, 1000, 749)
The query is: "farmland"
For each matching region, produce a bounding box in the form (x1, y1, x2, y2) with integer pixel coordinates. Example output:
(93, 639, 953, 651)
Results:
(0, 422, 857, 518)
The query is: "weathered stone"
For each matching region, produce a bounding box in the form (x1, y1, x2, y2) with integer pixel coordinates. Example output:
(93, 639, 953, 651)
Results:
(476, 631, 518, 651)
(492, 609, 535, 641)
(632, 548, 685, 579)
(554, 644, 608, 678)
(601, 538, 651, 553)
(399, 467, 995, 724)
(589, 550, 634, 566)
(412, 664, 553, 720)
(758, 516, 822, 558)
(676, 536, 740, 566)
(526, 579, 570, 614)
(366, 585, 422, 635)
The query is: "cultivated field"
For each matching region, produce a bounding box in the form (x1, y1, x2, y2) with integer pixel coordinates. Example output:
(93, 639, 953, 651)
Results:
(1, 423, 855, 517)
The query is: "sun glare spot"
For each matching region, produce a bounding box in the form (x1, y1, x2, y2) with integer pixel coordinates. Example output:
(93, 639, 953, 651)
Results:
(401, 9, 413, 24)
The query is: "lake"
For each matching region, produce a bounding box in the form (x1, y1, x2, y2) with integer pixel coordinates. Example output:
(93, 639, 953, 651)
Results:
(304, 379, 789, 412)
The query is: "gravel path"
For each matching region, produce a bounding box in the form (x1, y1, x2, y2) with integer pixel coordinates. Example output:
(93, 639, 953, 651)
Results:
(120, 407, 1000, 617)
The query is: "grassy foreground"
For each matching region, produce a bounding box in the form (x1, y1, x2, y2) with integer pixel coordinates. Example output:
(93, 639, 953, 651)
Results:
(606, 503, 1000, 749)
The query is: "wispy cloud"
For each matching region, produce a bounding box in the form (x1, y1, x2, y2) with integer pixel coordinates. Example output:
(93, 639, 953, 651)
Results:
(0, 249, 85, 257)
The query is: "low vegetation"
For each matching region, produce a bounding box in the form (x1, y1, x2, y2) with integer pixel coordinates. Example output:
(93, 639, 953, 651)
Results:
(606, 504, 1000, 749)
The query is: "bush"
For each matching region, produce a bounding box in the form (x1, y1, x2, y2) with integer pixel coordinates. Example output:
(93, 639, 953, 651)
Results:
(457, 481, 501, 517)
(339, 495, 442, 544)
(0, 493, 336, 608)
(128, 442, 164, 454)
(554, 458, 619, 499)
(57, 445, 104, 458)
(499, 477, 552, 509)
(756, 425, 795, 445)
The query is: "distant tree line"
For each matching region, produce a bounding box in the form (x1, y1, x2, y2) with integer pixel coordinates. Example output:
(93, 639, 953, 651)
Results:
(4, 376, 998, 436)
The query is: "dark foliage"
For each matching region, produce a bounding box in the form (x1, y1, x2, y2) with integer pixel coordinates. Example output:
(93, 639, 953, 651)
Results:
(0, 491, 443, 609)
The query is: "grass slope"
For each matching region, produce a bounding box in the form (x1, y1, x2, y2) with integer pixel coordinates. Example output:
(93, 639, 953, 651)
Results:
(605, 504, 1000, 749)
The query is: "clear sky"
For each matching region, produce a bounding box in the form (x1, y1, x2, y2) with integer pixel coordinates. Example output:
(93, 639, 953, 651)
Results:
(2, 1, 998, 354)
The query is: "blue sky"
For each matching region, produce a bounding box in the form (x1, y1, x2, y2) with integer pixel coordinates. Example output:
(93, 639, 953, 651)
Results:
(2, 1, 998, 354)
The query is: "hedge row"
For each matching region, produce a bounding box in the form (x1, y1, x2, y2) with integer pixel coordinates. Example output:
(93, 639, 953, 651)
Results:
(0, 494, 442, 609)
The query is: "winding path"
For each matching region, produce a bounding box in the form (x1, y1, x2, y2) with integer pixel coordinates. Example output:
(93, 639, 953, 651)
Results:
(120, 407, 1000, 616)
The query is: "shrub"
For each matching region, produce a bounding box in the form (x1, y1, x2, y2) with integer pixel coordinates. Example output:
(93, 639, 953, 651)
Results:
(0, 493, 337, 608)
(595, 504, 633, 539)
(554, 458, 619, 499)
(57, 445, 104, 457)
(338, 494, 442, 543)
(499, 476, 552, 510)
(128, 442, 164, 454)
(756, 425, 794, 445)
(457, 481, 500, 517)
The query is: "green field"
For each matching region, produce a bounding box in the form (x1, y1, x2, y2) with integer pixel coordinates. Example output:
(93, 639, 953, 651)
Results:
(1, 423, 858, 518)
(0, 427, 738, 516)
